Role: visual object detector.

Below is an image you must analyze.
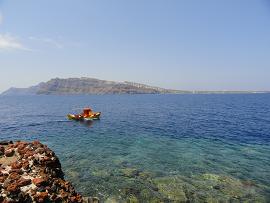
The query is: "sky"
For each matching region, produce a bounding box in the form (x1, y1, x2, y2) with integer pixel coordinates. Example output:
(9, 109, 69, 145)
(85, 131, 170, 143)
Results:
(0, 0, 269, 92)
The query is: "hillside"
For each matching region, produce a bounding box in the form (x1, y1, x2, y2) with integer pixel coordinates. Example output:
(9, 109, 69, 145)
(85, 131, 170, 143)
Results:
(1, 77, 189, 95)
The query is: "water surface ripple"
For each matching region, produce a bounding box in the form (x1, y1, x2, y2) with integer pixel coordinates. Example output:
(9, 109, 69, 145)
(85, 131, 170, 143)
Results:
(0, 94, 269, 202)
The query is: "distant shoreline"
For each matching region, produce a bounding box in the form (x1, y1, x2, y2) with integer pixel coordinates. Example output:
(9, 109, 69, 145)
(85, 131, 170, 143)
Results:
(1, 77, 269, 96)
(1, 91, 269, 96)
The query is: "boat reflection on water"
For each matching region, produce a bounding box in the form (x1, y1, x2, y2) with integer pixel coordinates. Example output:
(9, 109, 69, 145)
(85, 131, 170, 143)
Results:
(79, 120, 95, 128)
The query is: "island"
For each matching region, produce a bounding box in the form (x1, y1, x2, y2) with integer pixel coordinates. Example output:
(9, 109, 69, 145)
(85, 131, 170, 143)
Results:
(1, 77, 190, 95)
(2, 77, 269, 95)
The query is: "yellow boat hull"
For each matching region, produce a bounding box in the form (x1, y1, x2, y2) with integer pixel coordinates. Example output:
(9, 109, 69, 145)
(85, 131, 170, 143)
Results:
(67, 112, 101, 121)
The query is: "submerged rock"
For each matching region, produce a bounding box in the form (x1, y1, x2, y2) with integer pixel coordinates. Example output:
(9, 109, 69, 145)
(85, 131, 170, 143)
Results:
(120, 168, 140, 178)
(151, 174, 267, 202)
(153, 176, 188, 201)
(198, 173, 266, 202)
(127, 195, 139, 203)
(0, 140, 98, 203)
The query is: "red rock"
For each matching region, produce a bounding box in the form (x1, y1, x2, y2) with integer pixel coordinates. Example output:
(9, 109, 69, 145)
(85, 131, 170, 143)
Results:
(13, 141, 20, 148)
(17, 177, 31, 187)
(1, 141, 83, 202)
(17, 142, 27, 150)
(4, 149, 14, 157)
(6, 183, 19, 193)
(33, 140, 40, 145)
(0, 175, 7, 183)
(11, 162, 22, 169)
(6, 144, 14, 150)
(32, 177, 47, 186)
(22, 161, 30, 170)
(42, 156, 51, 162)
(35, 191, 48, 202)
(35, 147, 45, 154)
(17, 147, 27, 155)
(24, 150, 35, 159)
(14, 141, 26, 147)
(9, 172, 21, 180)
(10, 169, 23, 174)
(32, 140, 43, 147)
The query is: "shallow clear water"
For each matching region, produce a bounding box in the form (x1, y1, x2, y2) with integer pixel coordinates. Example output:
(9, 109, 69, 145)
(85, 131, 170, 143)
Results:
(0, 94, 270, 202)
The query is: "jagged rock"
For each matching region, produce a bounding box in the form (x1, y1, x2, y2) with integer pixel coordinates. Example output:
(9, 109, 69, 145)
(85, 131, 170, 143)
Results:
(7, 183, 20, 193)
(17, 178, 31, 187)
(8, 172, 21, 181)
(4, 149, 14, 157)
(32, 178, 47, 187)
(10, 162, 22, 170)
(0, 140, 13, 145)
(34, 191, 48, 202)
(0, 140, 89, 202)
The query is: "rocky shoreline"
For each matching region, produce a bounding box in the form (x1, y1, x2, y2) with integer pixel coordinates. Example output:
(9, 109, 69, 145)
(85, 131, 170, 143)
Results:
(0, 140, 98, 203)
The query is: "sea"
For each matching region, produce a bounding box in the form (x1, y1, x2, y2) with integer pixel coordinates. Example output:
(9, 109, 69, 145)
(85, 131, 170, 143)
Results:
(0, 94, 269, 202)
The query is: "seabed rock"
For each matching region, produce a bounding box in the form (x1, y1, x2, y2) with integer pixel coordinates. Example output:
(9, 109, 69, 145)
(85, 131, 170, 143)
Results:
(0, 140, 99, 203)
(153, 176, 188, 201)
(120, 168, 140, 178)
(151, 174, 267, 202)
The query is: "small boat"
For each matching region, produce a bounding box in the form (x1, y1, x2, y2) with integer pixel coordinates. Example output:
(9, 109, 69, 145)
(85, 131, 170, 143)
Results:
(67, 108, 101, 121)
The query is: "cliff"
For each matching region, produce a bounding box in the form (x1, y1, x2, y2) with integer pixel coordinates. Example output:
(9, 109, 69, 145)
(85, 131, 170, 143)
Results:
(1, 77, 189, 95)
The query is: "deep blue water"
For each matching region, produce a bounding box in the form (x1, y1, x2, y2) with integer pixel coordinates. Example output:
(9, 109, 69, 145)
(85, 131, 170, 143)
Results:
(0, 94, 270, 202)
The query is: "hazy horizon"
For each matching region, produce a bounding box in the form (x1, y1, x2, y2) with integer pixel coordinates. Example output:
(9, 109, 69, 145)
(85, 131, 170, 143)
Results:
(1, 76, 270, 93)
(0, 0, 270, 92)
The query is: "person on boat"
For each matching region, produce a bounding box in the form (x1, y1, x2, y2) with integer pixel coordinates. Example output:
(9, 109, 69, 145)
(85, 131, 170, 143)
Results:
(82, 108, 93, 118)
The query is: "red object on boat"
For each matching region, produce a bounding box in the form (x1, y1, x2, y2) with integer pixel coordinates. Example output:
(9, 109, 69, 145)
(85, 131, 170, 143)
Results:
(83, 108, 92, 117)
(67, 107, 101, 120)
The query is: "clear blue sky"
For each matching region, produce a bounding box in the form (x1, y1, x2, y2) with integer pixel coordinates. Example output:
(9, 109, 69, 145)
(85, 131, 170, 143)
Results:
(0, 0, 269, 92)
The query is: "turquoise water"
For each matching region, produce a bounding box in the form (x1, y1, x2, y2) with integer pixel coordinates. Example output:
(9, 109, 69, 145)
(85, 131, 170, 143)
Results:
(0, 94, 270, 202)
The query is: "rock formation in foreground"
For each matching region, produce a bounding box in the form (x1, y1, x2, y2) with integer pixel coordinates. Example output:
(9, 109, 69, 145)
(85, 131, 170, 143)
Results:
(0, 140, 97, 203)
